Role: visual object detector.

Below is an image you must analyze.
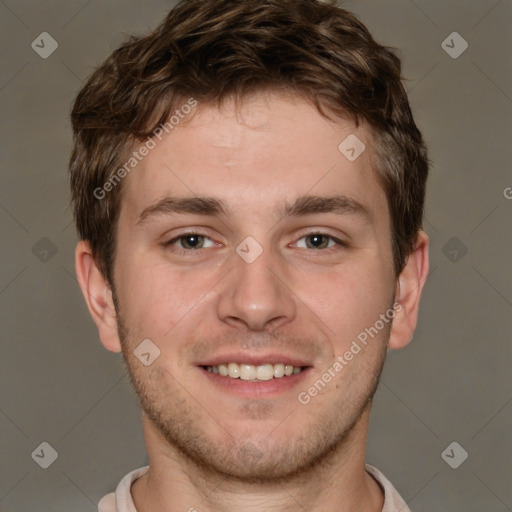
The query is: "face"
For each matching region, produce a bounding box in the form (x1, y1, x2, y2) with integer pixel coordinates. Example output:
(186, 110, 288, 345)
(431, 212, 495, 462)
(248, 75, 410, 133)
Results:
(110, 92, 398, 481)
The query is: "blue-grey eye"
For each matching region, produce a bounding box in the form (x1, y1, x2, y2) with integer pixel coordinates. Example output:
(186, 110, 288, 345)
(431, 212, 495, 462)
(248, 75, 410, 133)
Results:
(169, 234, 215, 250)
(296, 234, 338, 249)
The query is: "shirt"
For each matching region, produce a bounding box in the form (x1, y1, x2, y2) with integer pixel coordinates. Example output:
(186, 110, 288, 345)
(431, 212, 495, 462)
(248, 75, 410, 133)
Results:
(98, 464, 411, 512)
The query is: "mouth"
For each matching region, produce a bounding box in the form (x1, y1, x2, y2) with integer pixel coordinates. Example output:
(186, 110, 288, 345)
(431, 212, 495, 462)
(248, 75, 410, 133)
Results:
(197, 356, 313, 398)
(202, 362, 306, 381)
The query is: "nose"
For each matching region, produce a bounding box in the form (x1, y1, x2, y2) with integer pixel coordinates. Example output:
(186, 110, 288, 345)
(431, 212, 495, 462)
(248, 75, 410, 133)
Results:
(216, 245, 297, 332)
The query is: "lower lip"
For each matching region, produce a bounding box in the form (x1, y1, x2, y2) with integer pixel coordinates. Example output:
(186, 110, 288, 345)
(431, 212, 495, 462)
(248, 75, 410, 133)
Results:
(198, 367, 312, 398)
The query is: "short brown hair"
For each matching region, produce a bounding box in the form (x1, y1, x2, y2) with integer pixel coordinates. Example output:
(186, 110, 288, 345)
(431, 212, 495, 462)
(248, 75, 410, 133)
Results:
(69, 0, 429, 283)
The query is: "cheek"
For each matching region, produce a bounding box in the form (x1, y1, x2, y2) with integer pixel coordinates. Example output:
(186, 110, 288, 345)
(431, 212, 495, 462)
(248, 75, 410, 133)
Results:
(301, 264, 393, 345)
(115, 254, 219, 337)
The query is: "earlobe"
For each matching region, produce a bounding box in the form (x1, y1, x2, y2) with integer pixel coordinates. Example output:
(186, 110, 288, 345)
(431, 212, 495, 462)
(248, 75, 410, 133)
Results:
(74, 240, 122, 353)
(388, 230, 429, 350)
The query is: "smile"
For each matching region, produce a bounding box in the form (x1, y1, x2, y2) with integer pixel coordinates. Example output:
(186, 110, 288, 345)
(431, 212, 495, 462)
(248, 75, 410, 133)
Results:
(203, 363, 306, 381)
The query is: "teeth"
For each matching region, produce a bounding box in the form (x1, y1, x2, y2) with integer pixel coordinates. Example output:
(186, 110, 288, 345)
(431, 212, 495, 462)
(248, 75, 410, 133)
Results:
(273, 363, 285, 378)
(205, 362, 305, 380)
(228, 362, 240, 379)
(240, 364, 256, 381)
(256, 364, 274, 381)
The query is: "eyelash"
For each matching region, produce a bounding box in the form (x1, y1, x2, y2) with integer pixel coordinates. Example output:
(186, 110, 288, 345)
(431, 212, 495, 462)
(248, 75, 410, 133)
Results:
(293, 231, 347, 250)
(163, 231, 347, 254)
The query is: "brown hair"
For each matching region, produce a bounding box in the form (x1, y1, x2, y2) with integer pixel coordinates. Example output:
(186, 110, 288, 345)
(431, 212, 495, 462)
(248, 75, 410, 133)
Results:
(69, 0, 429, 284)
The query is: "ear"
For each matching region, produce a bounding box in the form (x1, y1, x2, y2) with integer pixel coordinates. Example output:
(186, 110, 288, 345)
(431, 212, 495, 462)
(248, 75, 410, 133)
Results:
(388, 230, 429, 350)
(74, 240, 122, 353)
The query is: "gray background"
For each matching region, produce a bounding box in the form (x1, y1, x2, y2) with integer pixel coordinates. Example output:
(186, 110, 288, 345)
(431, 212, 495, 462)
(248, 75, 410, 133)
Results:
(0, 0, 511, 510)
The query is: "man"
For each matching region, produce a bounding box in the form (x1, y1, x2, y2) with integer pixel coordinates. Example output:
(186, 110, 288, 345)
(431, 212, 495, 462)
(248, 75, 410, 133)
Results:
(70, 0, 429, 510)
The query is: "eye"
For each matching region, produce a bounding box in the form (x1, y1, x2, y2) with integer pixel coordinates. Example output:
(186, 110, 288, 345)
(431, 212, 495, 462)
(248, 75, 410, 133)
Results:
(165, 233, 216, 250)
(294, 233, 345, 250)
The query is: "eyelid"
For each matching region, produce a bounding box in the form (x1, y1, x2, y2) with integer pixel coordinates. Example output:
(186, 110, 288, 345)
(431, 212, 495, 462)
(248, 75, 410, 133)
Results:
(164, 232, 217, 247)
(292, 228, 348, 244)
(162, 226, 218, 243)
(291, 232, 347, 249)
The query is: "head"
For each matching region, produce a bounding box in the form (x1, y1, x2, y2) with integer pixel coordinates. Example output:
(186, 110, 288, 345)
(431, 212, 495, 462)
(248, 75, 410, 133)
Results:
(71, 0, 429, 482)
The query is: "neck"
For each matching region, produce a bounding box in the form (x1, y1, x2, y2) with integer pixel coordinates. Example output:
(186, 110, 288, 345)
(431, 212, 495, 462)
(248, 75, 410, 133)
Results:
(132, 406, 384, 512)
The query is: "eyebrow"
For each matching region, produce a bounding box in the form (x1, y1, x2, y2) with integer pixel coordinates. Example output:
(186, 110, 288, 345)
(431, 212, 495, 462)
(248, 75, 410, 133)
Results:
(282, 195, 373, 224)
(136, 197, 228, 225)
(135, 194, 373, 226)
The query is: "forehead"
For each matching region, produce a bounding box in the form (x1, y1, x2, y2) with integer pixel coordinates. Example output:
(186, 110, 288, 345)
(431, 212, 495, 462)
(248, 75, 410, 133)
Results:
(119, 93, 387, 226)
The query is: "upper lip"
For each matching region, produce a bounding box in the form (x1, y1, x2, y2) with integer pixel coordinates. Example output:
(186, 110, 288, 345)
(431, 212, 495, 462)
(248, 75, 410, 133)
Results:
(197, 353, 312, 367)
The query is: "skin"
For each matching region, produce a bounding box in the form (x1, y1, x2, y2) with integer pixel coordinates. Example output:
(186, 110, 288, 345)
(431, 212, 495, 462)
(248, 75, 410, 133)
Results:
(76, 91, 429, 512)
